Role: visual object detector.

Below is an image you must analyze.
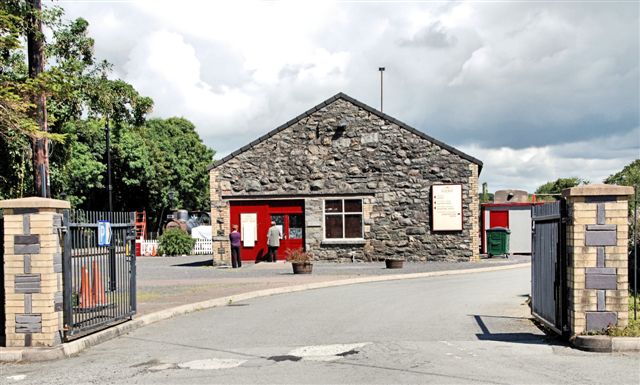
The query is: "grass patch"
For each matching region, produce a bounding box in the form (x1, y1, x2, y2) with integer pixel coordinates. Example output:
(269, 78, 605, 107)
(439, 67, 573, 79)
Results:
(607, 295, 640, 337)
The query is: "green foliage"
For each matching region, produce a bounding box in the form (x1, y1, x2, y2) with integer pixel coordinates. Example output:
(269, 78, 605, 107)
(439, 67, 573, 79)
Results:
(604, 159, 640, 188)
(604, 159, 640, 246)
(535, 177, 589, 198)
(158, 229, 196, 256)
(605, 295, 640, 337)
(0, 3, 214, 224)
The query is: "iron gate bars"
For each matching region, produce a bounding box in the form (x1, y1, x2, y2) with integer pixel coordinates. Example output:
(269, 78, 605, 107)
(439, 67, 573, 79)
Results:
(62, 210, 136, 340)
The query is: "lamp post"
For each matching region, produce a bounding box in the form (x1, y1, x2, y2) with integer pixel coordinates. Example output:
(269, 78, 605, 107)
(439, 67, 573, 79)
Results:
(105, 118, 113, 212)
(378, 67, 385, 113)
(105, 117, 116, 290)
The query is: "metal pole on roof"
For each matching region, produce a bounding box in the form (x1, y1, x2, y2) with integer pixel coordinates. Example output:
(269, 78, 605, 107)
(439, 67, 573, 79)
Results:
(378, 67, 385, 113)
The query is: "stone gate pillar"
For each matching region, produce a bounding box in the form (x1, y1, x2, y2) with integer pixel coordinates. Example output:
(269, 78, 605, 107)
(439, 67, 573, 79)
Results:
(563, 184, 633, 335)
(1, 197, 69, 347)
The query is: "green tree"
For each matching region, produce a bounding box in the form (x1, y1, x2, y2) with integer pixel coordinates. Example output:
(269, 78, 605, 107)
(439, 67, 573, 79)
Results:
(604, 159, 640, 247)
(0, 4, 64, 198)
(129, 118, 214, 224)
(535, 177, 589, 199)
(1, 3, 215, 233)
(604, 159, 640, 188)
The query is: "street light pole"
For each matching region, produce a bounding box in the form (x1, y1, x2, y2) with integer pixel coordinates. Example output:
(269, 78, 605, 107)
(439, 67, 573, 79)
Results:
(105, 117, 116, 290)
(378, 67, 385, 113)
(105, 118, 113, 212)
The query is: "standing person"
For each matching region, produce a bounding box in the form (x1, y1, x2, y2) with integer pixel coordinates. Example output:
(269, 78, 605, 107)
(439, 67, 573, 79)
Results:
(267, 220, 282, 262)
(229, 224, 242, 268)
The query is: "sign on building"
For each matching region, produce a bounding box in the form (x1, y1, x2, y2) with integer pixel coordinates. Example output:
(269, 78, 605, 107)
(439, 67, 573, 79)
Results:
(432, 184, 463, 231)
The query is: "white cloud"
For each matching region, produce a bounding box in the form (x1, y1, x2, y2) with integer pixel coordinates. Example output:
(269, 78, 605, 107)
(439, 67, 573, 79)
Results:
(56, 0, 639, 193)
(463, 127, 640, 193)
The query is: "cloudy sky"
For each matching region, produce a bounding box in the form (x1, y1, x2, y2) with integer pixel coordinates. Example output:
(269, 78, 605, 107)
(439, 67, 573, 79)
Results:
(56, 0, 639, 193)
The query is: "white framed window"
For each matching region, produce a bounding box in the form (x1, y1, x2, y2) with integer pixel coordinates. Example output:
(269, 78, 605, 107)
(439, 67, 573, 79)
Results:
(323, 198, 363, 239)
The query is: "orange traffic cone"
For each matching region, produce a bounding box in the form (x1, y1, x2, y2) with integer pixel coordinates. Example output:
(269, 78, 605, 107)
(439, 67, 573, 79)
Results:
(151, 244, 157, 256)
(92, 261, 107, 306)
(79, 266, 94, 308)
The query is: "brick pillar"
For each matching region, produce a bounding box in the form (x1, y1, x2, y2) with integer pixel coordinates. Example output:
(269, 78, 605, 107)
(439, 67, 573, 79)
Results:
(563, 184, 633, 335)
(469, 163, 480, 262)
(209, 168, 231, 264)
(1, 197, 69, 347)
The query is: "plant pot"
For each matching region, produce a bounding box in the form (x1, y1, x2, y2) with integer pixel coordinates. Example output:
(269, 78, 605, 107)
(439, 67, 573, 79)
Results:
(385, 259, 404, 269)
(292, 262, 313, 274)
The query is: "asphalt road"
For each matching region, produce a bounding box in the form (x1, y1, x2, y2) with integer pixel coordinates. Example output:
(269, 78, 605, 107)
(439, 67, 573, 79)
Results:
(3, 266, 638, 384)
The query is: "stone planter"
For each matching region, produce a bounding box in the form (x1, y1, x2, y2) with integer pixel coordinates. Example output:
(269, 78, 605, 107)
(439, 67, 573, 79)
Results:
(385, 259, 404, 269)
(292, 262, 313, 274)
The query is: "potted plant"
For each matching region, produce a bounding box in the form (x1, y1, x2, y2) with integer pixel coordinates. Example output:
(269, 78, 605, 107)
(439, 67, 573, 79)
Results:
(285, 248, 313, 274)
(385, 257, 404, 269)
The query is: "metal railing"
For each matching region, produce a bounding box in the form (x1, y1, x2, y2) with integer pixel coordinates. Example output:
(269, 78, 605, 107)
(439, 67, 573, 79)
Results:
(63, 210, 136, 340)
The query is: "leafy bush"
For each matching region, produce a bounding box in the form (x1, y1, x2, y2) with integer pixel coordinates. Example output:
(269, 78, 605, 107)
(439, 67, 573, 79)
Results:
(158, 229, 195, 256)
(285, 248, 313, 263)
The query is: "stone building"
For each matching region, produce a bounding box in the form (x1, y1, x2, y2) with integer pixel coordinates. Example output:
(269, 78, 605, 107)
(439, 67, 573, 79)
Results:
(209, 93, 482, 263)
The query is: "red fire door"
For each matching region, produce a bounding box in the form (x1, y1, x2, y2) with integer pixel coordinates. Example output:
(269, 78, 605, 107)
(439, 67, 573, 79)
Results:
(229, 200, 304, 262)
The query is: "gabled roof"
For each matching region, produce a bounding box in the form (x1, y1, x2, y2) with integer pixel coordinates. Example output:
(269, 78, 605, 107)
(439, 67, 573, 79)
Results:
(208, 92, 483, 172)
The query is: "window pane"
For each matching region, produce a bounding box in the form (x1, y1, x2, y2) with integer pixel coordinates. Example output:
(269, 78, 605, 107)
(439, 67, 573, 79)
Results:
(325, 215, 343, 238)
(271, 215, 284, 226)
(289, 214, 304, 239)
(325, 200, 343, 213)
(344, 199, 362, 213)
(345, 215, 362, 238)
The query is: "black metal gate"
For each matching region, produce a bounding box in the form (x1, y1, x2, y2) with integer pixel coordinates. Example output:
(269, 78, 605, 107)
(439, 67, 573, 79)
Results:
(63, 210, 136, 340)
(531, 200, 568, 335)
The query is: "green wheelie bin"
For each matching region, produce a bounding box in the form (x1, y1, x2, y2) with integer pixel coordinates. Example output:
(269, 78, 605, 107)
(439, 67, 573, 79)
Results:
(486, 227, 510, 257)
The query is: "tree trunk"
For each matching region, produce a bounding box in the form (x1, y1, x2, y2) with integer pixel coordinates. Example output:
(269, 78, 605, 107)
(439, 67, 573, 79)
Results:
(26, 0, 49, 198)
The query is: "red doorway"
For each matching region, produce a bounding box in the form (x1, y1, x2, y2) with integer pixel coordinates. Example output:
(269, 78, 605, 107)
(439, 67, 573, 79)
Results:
(489, 210, 509, 229)
(230, 200, 305, 262)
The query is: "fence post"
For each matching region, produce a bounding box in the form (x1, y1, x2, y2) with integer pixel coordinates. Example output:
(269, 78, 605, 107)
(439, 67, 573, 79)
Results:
(562, 184, 633, 336)
(0, 197, 70, 347)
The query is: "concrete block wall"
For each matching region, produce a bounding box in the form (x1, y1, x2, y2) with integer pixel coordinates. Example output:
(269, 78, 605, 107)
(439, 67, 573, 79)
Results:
(563, 184, 633, 335)
(1, 197, 69, 347)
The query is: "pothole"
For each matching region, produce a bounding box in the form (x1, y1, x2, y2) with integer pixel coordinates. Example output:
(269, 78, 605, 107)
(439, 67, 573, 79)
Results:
(336, 349, 359, 357)
(267, 355, 302, 362)
(131, 359, 162, 368)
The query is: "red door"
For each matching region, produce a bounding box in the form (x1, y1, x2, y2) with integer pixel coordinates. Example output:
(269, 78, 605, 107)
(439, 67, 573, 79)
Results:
(490, 210, 509, 229)
(230, 200, 304, 262)
(269, 213, 304, 255)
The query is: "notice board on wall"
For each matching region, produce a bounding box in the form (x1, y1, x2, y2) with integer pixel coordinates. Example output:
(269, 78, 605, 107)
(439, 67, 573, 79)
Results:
(432, 184, 463, 231)
(240, 213, 257, 247)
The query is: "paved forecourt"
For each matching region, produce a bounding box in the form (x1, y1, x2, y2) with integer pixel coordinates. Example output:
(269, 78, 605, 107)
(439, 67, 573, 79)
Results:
(2, 266, 638, 384)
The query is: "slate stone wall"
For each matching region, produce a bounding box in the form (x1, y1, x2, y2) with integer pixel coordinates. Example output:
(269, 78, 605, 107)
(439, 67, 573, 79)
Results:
(210, 98, 480, 262)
